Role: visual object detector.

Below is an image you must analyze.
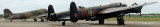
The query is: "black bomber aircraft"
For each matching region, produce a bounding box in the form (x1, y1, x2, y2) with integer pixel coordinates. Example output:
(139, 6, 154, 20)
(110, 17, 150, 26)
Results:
(47, 2, 158, 25)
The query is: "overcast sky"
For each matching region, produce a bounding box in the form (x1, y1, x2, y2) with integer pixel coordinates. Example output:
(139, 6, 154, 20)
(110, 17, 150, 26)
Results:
(0, 0, 159, 14)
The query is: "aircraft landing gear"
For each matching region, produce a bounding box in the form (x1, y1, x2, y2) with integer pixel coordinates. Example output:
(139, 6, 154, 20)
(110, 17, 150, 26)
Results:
(22, 19, 27, 22)
(45, 18, 48, 22)
(34, 18, 37, 22)
(10, 19, 13, 22)
(62, 21, 65, 26)
(99, 18, 104, 24)
(117, 13, 125, 25)
(117, 17, 125, 25)
(41, 18, 44, 22)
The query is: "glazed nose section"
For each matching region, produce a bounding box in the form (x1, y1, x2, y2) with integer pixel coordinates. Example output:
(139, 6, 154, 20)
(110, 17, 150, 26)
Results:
(125, 6, 143, 13)
(131, 3, 143, 13)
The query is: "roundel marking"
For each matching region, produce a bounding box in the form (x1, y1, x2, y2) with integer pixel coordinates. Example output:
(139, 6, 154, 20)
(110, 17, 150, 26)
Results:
(88, 9, 94, 16)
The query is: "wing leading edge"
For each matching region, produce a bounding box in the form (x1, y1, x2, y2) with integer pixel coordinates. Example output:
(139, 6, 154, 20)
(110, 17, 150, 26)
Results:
(99, 2, 158, 14)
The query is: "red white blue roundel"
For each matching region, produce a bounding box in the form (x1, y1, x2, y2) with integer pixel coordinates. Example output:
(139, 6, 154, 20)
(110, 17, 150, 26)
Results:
(88, 10, 94, 16)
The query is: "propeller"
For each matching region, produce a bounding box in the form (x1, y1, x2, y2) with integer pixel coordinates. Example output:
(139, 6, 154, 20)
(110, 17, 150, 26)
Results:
(138, 6, 143, 17)
(128, 13, 130, 17)
(139, 11, 142, 17)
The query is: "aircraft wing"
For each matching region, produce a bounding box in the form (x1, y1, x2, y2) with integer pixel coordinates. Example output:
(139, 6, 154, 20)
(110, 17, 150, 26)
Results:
(48, 2, 158, 20)
(99, 2, 158, 14)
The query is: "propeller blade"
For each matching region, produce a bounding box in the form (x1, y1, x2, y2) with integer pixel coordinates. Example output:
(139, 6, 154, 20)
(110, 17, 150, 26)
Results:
(140, 12, 142, 17)
(129, 13, 130, 17)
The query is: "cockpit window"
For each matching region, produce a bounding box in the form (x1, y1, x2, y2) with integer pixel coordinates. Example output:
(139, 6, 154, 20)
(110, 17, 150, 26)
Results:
(109, 2, 122, 6)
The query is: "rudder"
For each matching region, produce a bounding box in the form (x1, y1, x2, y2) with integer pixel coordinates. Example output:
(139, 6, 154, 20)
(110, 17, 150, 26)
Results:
(4, 8, 13, 19)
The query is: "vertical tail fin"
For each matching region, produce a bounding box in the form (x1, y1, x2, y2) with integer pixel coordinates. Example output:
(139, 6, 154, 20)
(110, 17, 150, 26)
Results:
(48, 5, 57, 21)
(70, 1, 78, 22)
(4, 8, 13, 19)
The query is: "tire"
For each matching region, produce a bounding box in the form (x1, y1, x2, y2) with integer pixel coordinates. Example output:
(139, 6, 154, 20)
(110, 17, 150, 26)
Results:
(10, 20, 12, 22)
(41, 18, 44, 22)
(62, 22, 65, 26)
(99, 19, 104, 24)
(10, 19, 13, 22)
(34, 18, 37, 22)
(117, 17, 125, 25)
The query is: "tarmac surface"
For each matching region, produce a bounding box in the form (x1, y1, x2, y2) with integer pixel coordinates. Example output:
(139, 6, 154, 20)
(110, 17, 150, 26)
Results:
(0, 19, 160, 27)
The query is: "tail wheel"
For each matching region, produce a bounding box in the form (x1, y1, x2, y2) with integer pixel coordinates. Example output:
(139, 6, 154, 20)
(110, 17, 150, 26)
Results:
(34, 18, 37, 22)
(10, 19, 13, 22)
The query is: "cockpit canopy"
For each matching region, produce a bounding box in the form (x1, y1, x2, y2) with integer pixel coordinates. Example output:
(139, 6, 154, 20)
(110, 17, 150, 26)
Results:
(109, 2, 127, 7)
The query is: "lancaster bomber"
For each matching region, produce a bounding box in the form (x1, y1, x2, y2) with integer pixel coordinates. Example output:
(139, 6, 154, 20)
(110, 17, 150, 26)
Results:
(4, 8, 48, 22)
(47, 2, 158, 25)
(3, 1, 157, 25)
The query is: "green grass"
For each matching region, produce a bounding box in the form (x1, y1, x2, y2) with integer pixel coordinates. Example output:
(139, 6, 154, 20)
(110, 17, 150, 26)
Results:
(105, 18, 160, 21)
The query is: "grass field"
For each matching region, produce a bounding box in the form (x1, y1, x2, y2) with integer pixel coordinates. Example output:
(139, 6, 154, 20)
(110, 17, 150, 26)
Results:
(105, 18, 160, 21)
(1, 15, 160, 21)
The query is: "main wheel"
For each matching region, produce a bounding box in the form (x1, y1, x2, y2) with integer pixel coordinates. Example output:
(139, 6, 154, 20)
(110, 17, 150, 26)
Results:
(10, 19, 13, 22)
(41, 18, 44, 22)
(120, 18, 125, 25)
(117, 18, 120, 24)
(99, 19, 104, 24)
(62, 21, 65, 26)
(34, 18, 37, 22)
(117, 17, 125, 25)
